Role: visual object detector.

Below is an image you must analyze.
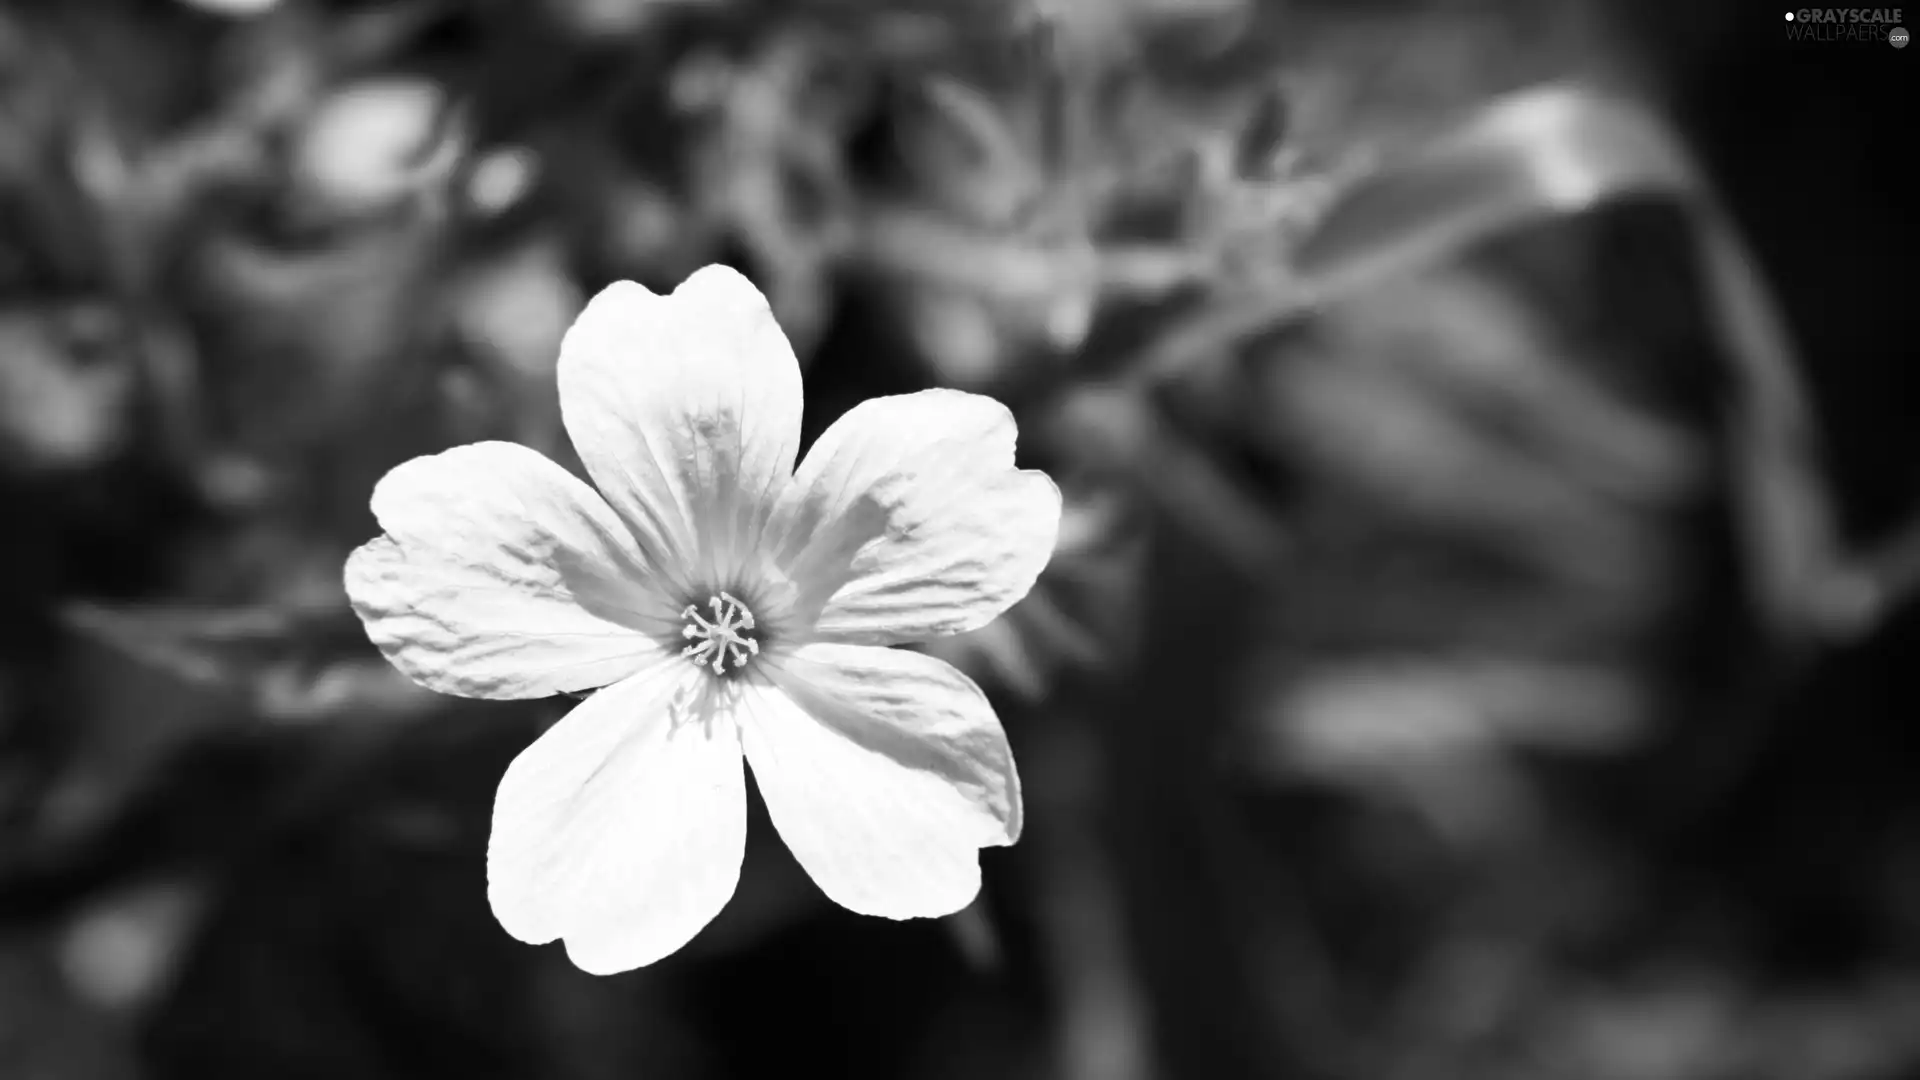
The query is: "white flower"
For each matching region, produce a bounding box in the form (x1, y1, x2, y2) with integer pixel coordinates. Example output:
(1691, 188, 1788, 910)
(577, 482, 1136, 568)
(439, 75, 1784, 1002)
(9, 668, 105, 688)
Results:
(344, 265, 1060, 974)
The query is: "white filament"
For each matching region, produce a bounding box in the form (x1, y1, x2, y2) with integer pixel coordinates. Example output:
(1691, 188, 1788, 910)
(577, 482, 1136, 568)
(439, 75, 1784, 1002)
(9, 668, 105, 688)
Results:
(680, 592, 760, 674)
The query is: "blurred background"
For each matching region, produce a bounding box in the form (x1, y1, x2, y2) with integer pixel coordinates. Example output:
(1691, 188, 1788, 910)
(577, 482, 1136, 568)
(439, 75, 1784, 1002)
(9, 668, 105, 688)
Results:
(1, 0, 1914, 1077)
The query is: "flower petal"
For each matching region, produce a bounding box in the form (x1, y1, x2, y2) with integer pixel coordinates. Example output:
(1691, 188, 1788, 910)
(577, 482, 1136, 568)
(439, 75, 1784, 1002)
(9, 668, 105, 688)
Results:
(741, 642, 1021, 918)
(557, 266, 803, 593)
(769, 389, 1061, 645)
(346, 441, 676, 700)
(488, 659, 746, 974)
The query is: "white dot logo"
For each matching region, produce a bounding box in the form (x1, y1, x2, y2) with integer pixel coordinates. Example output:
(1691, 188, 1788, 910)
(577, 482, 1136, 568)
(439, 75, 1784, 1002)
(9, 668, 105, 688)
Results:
(1785, 10, 1795, 19)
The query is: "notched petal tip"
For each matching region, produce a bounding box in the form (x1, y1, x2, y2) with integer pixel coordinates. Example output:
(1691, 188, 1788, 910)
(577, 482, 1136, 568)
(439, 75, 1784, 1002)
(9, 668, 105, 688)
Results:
(562, 936, 645, 977)
(341, 533, 394, 610)
(781, 389, 1066, 646)
(485, 668, 747, 975)
(859, 862, 984, 923)
(556, 263, 803, 591)
(966, 465, 1064, 625)
(343, 534, 472, 696)
(674, 262, 772, 309)
(486, 882, 562, 948)
(570, 265, 771, 336)
(1027, 468, 1065, 546)
(343, 441, 667, 700)
(743, 646, 1020, 920)
(573, 278, 658, 319)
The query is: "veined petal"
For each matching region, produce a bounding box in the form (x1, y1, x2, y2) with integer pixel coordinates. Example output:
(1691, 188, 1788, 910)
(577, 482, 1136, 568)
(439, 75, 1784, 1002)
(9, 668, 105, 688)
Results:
(557, 266, 803, 594)
(346, 441, 675, 700)
(769, 389, 1061, 645)
(742, 643, 1021, 918)
(488, 659, 746, 974)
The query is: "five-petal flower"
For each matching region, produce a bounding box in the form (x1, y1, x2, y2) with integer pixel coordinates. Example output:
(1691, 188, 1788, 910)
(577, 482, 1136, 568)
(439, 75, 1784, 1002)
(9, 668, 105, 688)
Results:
(344, 265, 1060, 974)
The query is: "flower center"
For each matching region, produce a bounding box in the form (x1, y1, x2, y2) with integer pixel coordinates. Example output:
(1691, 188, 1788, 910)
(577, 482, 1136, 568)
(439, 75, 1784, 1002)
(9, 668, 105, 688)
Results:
(680, 591, 760, 675)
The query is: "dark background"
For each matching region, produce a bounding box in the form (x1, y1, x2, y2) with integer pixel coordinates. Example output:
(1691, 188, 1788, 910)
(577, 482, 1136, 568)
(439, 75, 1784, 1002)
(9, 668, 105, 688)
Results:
(1, 1, 1914, 1077)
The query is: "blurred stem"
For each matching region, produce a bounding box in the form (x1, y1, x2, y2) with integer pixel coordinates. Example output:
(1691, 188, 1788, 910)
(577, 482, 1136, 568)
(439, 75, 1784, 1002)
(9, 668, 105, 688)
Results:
(1811, 517, 1920, 638)
(1285, 82, 1844, 647)
(1028, 713, 1156, 1080)
(1117, 83, 1904, 648)
(1050, 383, 1290, 579)
(1094, 529, 1335, 1080)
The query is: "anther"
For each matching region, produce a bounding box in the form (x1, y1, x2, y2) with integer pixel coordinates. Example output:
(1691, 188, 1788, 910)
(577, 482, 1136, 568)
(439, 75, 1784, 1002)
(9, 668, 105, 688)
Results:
(680, 591, 760, 675)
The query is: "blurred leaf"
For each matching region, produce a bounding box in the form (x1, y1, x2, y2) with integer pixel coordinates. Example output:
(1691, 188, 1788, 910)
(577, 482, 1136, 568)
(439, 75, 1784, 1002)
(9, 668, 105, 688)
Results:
(1288, 83, 1857, 643)
(287, 76, 465, 226)
(0, 305, 137, 475)
(59, 600, 438, 727)
(57, 880, 205, 1014)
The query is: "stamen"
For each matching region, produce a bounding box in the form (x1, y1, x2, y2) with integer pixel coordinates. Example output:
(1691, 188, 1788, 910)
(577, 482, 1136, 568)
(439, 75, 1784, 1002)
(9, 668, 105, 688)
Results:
(680, 591, 761, 675)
